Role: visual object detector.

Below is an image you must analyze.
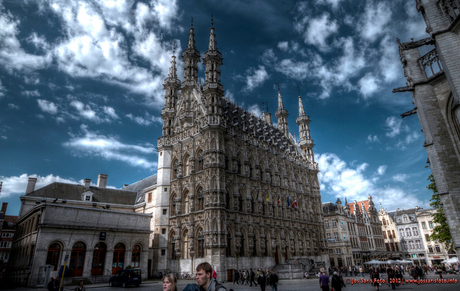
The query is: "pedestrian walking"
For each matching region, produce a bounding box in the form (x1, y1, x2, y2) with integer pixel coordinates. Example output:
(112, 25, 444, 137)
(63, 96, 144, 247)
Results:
(250, 268, 258, 287)
(269, 270, 278, 291)
(331, 271, 346, 291)
(47, 277, 58, 291)
(74, 280, 86, 291)
(371, 269, 380, 291)
(257, 269, 267, 291)
(436, 265, 443, 279)
(359, 266, 363, 277)
(233, 269, 240, 285)
(319, 271, 330, 291)
(387, 268, 395, 290)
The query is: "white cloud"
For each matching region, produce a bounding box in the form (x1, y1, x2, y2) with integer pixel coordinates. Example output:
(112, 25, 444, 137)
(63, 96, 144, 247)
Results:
(27, 32, 51, 51)
(367, 135, 379, 143)
(70, 100, 99, 122)
(21, 90, 41, 97)
(396, 131, 421, 150)
(277, 41, 289, 51)
(37, 99, 58, 115)
(317, 152, 427, 210)
(0, 173, 79, 197)
(1, 136, 7, 140)
(378, 35, 400, 83)
(126, 112, 162, 126)
(69, 100, 119, 123)
(315, 0, 343, 9)
(103, 106, 119, 119)
(151, 0, 179, 29)
(248, 104, 262, 117)
(225, 90, 236, 103)
(63, 124, 157, 169)
(8, 103, 19, 110)
(385, 116, 409, 138)
(359, 1, 392, 42)
(243, 65, 269, 92)
(393, 173, 408, 182)
(301, 13, 338, 51)
(377, 165, 387, 175)
(358, 73, 379, 98)
(0, 79, 6, 98)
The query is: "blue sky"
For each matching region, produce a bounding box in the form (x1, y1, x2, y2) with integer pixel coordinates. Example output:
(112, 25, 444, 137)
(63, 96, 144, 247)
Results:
(0, 0, 434, 216)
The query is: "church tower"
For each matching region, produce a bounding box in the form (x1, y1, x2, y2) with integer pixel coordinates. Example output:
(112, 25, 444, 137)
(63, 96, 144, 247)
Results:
(275, 87, 289, 137)
(296, 93, 315, 163)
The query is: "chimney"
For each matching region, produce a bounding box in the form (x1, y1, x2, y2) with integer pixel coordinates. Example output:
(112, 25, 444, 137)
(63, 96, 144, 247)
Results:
(84, 179, 91, 189)
(123, 184, 129, 188)
(26, 177, 38, 194)
(1, 202, 7, 214)
(265, 112, 272, 124)
(97, 174, 108, 188)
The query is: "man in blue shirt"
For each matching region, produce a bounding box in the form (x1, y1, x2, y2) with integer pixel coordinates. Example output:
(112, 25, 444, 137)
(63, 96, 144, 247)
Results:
(319, 271, 330, 291)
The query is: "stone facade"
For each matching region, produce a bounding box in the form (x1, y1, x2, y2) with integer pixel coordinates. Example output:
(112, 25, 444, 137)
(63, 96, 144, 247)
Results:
(386, 207, 427, 265)
(416, 208, 453, 265)
(322, 197, 386, 268)
(394, 0, 460, 257)
(147, 22, 328, 280)
(0, 203, 17, 279)
(378, 207, 403, 258)
(10, 176, 151, 287)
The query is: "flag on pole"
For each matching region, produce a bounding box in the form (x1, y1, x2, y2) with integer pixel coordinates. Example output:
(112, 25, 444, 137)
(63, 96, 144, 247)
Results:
(267, 188, 270, 202)
(287, 196, 290, 207)
(292, 199, 298, 208)
(277, 197, 280, 205)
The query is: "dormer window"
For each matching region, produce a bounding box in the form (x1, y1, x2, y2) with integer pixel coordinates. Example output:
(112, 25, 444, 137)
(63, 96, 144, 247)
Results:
(85, 195, 91, 201)
(81, 190, 93, 202)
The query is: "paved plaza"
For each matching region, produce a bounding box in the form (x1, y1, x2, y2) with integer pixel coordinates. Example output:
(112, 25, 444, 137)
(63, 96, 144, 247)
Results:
(3, 273, 458, 291)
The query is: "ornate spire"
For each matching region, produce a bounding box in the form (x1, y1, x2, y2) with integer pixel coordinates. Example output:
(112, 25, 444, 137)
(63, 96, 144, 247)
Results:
(296, 88, 314, 164)
(203, 14, 223, 96)
(275, 84, 289, 137)
(162, 43, 181, 136)
(298, 87, 306, 116)
(168, 43, 177, 80)
(208, 14, 217, 51)
(182, 17, 200, 87)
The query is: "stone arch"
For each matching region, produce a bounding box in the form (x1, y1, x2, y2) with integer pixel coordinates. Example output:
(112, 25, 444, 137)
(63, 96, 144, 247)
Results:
(181, 228, 189, 259)
(196, 185, 204, 211)
(182, 189, 189, 214)
(170, 192, 177, 215)
(196, 148, 204, 171)
(196, 227, 205, 258)
(171, 157, 179, 179)
(183, 153, 190, 176)
(239, 227, 248, 257)
(252, 228, 260, 257)
(226, 225, 234, 257)
(169, 230, 177, 260)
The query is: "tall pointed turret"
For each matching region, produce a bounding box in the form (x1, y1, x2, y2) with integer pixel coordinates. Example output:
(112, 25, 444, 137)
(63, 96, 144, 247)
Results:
(162, 46, 181, 136)
(296, 90, 315, 163)
(182, 18, 200, 87)
(203, 15, 224, 117)
(275, 84, 289, 137)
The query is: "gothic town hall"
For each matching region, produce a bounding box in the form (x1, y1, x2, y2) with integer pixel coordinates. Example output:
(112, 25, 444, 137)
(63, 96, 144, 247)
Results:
(10, 22, 328, 286)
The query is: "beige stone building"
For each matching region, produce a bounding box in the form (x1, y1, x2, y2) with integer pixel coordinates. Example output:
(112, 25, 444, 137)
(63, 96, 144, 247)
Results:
(10, 176, 151, 287)
(378, 207, 403, 260)
(322, 197, 386, 268)
(416, 208, 453, 265)
(393, 0, 460, 257)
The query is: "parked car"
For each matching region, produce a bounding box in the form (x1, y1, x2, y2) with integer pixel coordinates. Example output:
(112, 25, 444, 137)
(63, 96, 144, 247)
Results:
(109, 269, 142, 287)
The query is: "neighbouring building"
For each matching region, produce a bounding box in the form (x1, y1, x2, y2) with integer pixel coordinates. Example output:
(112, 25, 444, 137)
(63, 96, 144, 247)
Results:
(387, 207, 427, 265)
(322, 199, 354, 268)
(393, 0, 460, 257)
(347, 197, 386, 266)
(0, 203, 17, 279)
(322, 196, 387, 268)
(378, 206, 403, 260)
(416, 208, 454, 265)
(9, 175, 151, 287)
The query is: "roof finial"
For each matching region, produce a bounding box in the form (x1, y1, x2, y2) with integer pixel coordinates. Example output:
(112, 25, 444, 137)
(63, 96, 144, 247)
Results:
(277, 82, 280, 92)
(211, 13, 213, 27)
(191, 16, 193, 27)
(297, 85, 300, 96)
(172, 41, 176, 55)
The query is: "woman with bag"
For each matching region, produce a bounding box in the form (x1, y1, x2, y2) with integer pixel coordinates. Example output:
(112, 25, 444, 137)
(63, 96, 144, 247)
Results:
(436, 265, 443, 279)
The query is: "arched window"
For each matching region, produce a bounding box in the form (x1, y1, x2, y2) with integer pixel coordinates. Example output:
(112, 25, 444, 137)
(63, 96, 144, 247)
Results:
(170, 232, 177, 260)
(225, 191, 231, 210)
(132, 245, 141, 268)
(46, 243, 61, 271)
(197, 188, 204, 211)
(249, 164, 253, 178)
(226, 228, 232, 257)
(184, 155, 190, 176)
(238, 195, 244, 212)
(182, 230, 189, 259)
(240, 234, 245, 257)
(70, 242, 86, 277)
(250, 196, 254, 213)
(112, 243, 125, 274)
(92, 242, 107, 276)
(237, 160, 242, 174)
(197, 150, 204, 171)
(171, 194, 177, 215)
(172, 160, 178, 179)
(197, 229, 205, 258)
(183, 191, 189, 214)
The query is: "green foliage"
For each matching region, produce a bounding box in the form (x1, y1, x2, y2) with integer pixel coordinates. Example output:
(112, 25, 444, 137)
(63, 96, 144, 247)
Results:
(426, 171, 453, 252)
(125, 265, 133, 269)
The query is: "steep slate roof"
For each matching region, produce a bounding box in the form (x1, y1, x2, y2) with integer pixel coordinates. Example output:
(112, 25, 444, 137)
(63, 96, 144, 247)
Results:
(123, 174, 157, 204)
(322, 202, 337, 212)
(25, 183, 138, 205)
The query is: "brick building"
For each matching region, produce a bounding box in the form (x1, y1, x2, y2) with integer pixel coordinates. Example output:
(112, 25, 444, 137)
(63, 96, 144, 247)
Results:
(393, 0, 460, 257)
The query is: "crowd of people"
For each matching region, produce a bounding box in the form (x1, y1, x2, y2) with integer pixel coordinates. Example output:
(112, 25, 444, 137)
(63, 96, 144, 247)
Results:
(232, 268, 278, 291)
